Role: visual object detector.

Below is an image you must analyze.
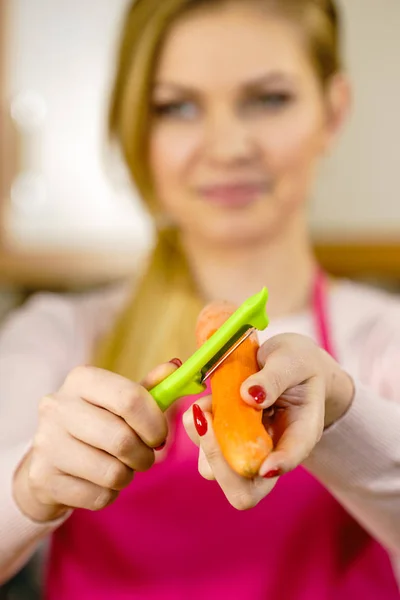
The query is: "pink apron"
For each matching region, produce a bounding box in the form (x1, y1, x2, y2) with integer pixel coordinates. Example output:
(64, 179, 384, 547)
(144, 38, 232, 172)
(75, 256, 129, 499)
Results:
(45, 272, 399, 599)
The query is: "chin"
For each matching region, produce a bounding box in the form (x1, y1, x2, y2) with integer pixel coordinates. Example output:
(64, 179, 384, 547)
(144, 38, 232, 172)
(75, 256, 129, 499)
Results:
(196, 217, 270, 248)
(175, 199, 287, 248)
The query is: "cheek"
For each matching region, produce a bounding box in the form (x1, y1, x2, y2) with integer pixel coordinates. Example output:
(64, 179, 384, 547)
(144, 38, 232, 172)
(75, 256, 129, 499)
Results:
(256, 108, 326, 218)
(149, 125, 200, 198)
(260, 108, 326, 181)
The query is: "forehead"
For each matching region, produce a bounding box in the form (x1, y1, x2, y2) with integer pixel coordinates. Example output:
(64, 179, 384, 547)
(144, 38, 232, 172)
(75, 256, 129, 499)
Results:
(154, 4, 312, 89)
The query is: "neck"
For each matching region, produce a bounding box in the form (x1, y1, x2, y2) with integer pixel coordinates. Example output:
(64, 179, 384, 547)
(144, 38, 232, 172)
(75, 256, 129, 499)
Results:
(181, 215, 318, 319)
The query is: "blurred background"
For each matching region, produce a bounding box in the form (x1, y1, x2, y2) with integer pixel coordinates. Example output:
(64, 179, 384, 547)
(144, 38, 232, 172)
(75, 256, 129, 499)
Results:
(0, 0, 399, 597)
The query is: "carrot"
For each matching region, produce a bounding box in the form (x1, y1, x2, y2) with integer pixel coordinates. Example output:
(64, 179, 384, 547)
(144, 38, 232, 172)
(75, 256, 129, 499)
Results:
(196, 301, 273, 478)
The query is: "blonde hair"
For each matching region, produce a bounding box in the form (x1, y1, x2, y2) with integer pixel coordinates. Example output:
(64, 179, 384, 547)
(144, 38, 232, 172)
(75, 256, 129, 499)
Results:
(96, 0, 342, 381)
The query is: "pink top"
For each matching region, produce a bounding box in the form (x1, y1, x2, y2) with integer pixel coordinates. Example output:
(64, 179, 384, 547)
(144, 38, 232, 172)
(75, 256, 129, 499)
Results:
(1, 278, 400, 597)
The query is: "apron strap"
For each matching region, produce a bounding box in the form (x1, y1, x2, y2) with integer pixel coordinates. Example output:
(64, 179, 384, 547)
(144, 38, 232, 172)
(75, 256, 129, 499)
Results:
(312, 268, 337, 360)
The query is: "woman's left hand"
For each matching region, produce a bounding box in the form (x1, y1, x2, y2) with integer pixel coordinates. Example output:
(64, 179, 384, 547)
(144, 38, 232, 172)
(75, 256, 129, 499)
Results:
(183, 333, 355, 510)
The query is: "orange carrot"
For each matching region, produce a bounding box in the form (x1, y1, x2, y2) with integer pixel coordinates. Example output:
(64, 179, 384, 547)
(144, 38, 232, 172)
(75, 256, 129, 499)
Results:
(196, 301, 273, 478)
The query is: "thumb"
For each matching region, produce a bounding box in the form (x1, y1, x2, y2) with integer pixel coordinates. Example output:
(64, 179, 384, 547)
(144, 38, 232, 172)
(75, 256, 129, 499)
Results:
(240, 337, 315, 410)
(258, 379, 325, 476)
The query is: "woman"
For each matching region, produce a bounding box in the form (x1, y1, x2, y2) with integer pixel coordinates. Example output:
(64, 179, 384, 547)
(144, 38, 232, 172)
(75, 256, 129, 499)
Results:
(1, 0, 399, 597)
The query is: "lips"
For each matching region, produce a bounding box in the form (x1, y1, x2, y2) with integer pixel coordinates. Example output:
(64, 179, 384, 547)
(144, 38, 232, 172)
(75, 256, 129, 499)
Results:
(197, 182, 269, 208)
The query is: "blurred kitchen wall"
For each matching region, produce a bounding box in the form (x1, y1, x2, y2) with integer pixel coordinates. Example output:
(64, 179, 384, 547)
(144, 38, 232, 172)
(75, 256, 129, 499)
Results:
(311, 0, 400, 240)
(4, 0, 151, 255)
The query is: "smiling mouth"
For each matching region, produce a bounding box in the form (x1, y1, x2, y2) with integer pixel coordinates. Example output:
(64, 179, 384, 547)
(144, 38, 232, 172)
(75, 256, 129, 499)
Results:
(197, 182, 270, 208)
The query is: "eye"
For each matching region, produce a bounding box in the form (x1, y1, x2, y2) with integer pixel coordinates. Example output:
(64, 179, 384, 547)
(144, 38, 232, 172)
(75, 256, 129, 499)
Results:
(246, 92, 294, 112)
(152, 100, 199, 120)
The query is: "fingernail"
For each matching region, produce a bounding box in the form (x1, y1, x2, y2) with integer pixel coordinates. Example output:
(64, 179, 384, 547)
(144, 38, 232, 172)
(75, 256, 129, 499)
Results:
(193, 404, 208, 437)
(154, 441, 167, 451)
(169, 358, 182, 368)
(248, 385, 267, 404)
(263, 469, 281, 479)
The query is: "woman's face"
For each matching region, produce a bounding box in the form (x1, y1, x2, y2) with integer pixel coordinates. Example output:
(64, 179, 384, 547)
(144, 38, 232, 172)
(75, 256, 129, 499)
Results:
(149, 2, 347, 247)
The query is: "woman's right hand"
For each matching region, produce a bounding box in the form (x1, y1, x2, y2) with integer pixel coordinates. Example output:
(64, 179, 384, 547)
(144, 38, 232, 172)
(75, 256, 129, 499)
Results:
(13, 362, 177, 523)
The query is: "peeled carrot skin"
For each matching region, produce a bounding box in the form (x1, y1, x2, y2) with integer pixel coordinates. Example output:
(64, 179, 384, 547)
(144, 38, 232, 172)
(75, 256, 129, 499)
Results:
(196, 302, 273, 478)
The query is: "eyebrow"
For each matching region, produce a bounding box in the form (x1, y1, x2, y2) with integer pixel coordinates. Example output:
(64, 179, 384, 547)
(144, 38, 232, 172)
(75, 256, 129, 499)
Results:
(152, 71, 297, 95)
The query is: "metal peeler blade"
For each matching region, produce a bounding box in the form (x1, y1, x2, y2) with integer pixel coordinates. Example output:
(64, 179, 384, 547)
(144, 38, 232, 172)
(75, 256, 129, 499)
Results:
(201, 326, 256, 383)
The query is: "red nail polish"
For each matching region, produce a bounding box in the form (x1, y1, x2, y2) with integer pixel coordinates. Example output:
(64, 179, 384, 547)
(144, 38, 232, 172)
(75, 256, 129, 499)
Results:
(263, 469, 281, 479)
(248, 385, 266, 404)
(193, 404, 208, 437)
(169, 358, 182, 368)
(154, 441, 167, 451)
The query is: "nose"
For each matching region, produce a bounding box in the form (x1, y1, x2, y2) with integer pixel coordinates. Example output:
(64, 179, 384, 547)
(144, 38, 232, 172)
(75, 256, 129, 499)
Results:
(204, 107, 258, 166)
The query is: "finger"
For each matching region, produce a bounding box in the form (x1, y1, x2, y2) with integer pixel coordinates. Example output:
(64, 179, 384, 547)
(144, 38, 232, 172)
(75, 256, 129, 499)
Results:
(182, 395, 212, 447)
(34, 470, 119, 512)
(198, 446, 215, 481)
(259, 379, 325, 476)
(197, 409, 278, 510)
(240, 334, 317, 409)
(52, 394, 155, 471)
(60, 366, 167, 447)
(140, 359, 181, 390)
(34, 425, 135, 491)
(183, 398, 215, 479)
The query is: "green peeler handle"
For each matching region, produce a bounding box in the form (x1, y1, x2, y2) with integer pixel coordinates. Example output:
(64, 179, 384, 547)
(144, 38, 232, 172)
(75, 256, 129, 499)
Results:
(149, 287, 269, 412)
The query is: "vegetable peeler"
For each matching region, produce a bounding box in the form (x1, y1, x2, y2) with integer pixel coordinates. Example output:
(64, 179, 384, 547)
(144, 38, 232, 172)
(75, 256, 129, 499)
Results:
(149, 287, 269, 411)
